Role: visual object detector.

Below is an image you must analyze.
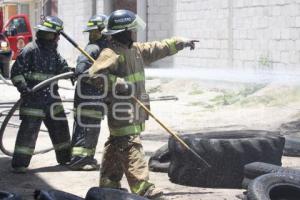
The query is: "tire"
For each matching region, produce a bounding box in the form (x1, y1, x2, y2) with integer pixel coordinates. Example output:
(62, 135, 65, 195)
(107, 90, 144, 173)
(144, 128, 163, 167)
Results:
(247, 173, 300, 200)
(149, 144, 170, 173)
(168, 130, 285, 188)
(85, 187, 148, 200)
(284, 136, 300, 157)
(0, 191, 22, 200)
(244, 162, 300, 179)
(242, 177, 252, 189)
(244, 162, 281, 179)
(34, 190, 84, 200)
(242, 162, 300, 189)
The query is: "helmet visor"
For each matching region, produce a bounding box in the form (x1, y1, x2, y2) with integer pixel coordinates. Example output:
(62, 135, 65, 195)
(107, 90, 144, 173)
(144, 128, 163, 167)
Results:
(128, 15, 146, 31)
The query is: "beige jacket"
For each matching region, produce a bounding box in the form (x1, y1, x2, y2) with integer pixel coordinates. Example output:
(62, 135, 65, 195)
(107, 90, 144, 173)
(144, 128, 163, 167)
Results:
(89, 37, 185, 136)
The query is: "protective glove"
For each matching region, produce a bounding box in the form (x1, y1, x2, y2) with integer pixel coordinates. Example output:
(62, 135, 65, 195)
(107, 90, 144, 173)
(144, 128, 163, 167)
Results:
(115, 82, 133, 96)
(18, 85, 32, 98)
(183, 39, 199, 50)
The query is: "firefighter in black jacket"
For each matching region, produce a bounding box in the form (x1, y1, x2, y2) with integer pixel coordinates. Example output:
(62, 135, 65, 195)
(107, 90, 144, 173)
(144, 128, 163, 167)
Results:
(10, 16, 71, 173)
(68, 14, 108, 170)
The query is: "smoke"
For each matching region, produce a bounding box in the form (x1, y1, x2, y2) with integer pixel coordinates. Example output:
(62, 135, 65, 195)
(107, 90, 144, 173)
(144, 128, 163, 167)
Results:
(145, 67, 300, 85)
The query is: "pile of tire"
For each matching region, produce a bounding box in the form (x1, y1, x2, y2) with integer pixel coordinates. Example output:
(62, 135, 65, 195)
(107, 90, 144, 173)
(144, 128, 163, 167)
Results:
(34, 187, 148, 200)
(166, 130, 285, 188)
(241, 162, 300, 200)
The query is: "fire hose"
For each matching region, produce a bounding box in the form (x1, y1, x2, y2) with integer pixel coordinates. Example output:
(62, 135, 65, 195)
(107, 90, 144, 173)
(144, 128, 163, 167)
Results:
(0, 72, 74, 156)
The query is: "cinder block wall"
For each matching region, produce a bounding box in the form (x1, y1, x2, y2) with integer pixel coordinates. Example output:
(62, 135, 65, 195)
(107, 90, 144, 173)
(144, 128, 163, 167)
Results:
(147, 0, 176, 67)
(57, 0, 300, 69)
(58, 0, 92, 65)
(172, 0, 300, 70)
(232, 0, 300, 71)
(173, 0, 229, 68)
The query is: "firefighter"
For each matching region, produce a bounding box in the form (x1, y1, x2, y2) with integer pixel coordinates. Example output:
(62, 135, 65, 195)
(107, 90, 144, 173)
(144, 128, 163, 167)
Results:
(10, 16, 71, 173)
(68, 14, 108, 170)
(88, 10, 198, 199)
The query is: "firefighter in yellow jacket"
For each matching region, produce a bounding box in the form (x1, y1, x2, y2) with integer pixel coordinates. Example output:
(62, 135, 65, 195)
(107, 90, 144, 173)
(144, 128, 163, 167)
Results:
(89, 9, 198, 199)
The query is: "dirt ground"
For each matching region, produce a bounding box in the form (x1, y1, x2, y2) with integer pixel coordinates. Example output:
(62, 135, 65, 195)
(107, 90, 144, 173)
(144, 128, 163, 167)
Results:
(1, 75, 300, 200)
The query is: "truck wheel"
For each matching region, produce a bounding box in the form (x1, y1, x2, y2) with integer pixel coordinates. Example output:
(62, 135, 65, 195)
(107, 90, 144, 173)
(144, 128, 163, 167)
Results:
(85, 187, 148, 200)
(168, 130, 285, 188)
(34, 190, 84, 200)
(0, 191, 22, 200)
(247, 173, 300, 200)
(149, 144, 170, 173)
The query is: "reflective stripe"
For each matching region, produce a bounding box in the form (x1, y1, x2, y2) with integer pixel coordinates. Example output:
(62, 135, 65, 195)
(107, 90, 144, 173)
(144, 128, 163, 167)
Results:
(108, 74, 117, 83)
(75, 108, 103, 119)
(54, 142, 70, 151)
(14, 145, 34, 155)
(131, 181, 153, 195)
(72, 147, 95, 157)
(52, 104, 65, 115)
(87, 22, 95, 27)
(110, 123, 145, 136)
(20, 108, 45, 117)
(118, 54, 125, 63)
(124, 71, 145, 83)
(43, 21, 63, 31)
(111, 18, 138, 30)
(24, 72, 55, 81)
(100, 178, 121, 188)
(11, 75, 26, 84)
(162, 38, 178, 55)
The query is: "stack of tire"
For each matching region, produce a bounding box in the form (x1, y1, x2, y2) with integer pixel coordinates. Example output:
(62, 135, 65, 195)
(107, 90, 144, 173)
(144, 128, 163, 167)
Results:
(241, 162, 300, 200)
(150, 130, 285, 188)
(34, 187, 148, 200)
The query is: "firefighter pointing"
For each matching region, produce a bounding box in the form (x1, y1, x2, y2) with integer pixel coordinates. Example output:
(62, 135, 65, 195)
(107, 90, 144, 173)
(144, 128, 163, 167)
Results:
(89, 10, 198, 199)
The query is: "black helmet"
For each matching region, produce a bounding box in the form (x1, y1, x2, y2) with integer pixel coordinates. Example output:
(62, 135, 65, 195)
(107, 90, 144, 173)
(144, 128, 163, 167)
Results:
(84, 14, 107, 32)
(102, 10, 146, 35)
(35, 16, 63, 33)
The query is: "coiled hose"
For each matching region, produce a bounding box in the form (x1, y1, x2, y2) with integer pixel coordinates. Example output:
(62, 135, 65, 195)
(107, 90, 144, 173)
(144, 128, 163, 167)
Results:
(0, 72, 74, 156)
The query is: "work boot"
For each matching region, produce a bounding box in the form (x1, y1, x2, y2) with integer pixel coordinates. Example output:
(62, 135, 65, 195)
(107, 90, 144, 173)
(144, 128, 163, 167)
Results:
(11, 167, 27, 174)
(142, 185, 163, 199)
(67, 156, 98, 171)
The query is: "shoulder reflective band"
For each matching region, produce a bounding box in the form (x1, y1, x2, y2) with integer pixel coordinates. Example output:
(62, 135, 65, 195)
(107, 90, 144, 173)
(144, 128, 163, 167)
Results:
(71, 147, 95, 157)
(162, 38, 178, 55)
(124, 71, 145, 83)
(14, 145, 34, 155)
(110, 123, 145, 136)
(43, 21, 63, 31)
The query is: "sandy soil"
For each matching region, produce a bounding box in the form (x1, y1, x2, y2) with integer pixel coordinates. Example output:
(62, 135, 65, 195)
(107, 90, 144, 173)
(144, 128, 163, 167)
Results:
(1, 76, 300, 200)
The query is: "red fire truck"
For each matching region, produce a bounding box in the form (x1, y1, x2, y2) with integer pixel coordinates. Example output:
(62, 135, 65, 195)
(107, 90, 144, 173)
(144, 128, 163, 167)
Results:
(0, 8, 32, 78)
